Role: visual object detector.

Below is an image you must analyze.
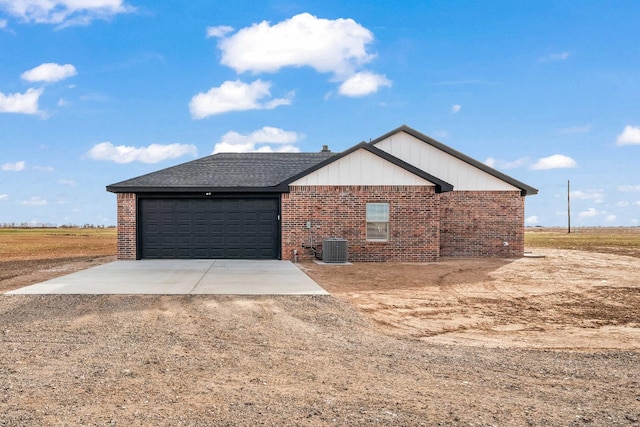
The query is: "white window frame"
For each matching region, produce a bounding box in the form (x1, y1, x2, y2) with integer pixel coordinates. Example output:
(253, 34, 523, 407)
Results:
(366, 203, 389, 241)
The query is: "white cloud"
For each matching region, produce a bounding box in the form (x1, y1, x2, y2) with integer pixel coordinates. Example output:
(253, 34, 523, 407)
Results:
(539, 52, 570, 62)
(451, 104, 461, 114)
(0, 194, 8, 200)
(215, 13, 376, 77)
(570, 189, 604, 204)
(205, 13, 389, 99)
(578, 208, 601, 218)
(0, 0, 134, 27)
(21, 196, 47, 206)
(338, 72, 391, 97)
(87, 142, 197, 164)
(557, 124, 592, 134)
(57, 178, 76, 186)
(618, 185, 640, 192)
(21, 63, 77, 83)
(485, 157, 529, 170)
(2, 161, 26, 171)
(213, 127, 302, 154)
(634, 201, 640, 206)
(525, 215, 539, 225)
(253, 145, 300, 153)
(616, 201, 630, 207)
(189, 79, 293, 119)
(206, 25, 233, 38)
(531, 154, 577, 170)
(0, 88, 43, 115)
(605, 214, 617, 222)
(0, 18, 7, 28)
(616, 125, 640, 146)
(33, 165, 54, 172)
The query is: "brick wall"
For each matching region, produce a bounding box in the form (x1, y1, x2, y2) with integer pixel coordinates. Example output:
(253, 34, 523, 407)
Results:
(116, 193, 137, 260)
(281, 185, 440, 262)
(115, 189, 525, 262)
(439, 190, 524, 257)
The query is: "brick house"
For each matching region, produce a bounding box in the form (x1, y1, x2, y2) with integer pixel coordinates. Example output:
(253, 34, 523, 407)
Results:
(107, 125, 537, 262)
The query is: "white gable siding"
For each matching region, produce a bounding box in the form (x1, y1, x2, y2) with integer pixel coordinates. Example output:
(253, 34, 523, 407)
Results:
(375, 132, 519, 191)
(289, 149, 434, 186)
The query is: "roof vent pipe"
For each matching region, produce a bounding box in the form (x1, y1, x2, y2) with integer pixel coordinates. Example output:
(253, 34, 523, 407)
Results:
(321, 145, 331, 152)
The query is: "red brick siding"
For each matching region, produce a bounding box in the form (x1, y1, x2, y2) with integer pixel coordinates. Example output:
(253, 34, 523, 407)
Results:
(439, 191, 524, 257)
(116, 193, 137, 260)
(282, 186, 440, 262)
(116, 189, 525, 262)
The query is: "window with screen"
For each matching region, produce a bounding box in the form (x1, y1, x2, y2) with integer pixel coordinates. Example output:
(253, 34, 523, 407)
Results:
(366, 203, 389, 241)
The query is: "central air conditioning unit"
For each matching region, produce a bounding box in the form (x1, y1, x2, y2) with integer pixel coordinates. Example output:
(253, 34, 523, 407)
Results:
(322, 238, 348, 263)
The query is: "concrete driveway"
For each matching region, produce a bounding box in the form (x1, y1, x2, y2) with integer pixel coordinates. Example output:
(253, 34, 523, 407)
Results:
(5, 260, 328, 295)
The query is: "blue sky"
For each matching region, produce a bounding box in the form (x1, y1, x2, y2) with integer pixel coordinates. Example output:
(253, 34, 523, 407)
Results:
(1, 0, 639, 227)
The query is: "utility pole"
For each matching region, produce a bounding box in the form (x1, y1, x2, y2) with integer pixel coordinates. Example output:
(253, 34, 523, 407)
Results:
(567, 179, 571, 234)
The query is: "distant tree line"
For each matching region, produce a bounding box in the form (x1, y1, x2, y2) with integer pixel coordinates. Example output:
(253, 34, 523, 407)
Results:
(0, 223, 116, 229)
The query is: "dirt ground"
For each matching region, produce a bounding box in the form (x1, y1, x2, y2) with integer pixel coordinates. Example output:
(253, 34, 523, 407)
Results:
(302, 249, 640, 351)
(1, 231, 640, 424)
(0, 256, 116, 293)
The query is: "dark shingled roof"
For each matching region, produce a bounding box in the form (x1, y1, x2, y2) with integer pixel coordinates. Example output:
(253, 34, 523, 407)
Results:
(107, 125, 537, 196)
(107, 152, 335, 193)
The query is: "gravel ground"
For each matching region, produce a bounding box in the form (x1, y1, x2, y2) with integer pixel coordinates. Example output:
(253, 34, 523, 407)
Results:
(1, 293, 639, 426)
(1, 248, 640, 425)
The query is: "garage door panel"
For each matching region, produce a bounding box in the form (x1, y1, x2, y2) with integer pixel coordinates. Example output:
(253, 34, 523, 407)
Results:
(140, 197, 278, 259)
(244, 235, 258, 244)
(208, 248, 224, 258)
(226, 236, 241, 246)
(193, 234, 207, 244)
(225, 250, 241, 259)
(243, 223, 257, 232)
(193, 224, 208, 233)
(192, 248, 209, 258)
(177, 236, 191, 247)
(193, 215, 208, 224)
(177, 225, 191, 235)
(244, 212, 258, 221)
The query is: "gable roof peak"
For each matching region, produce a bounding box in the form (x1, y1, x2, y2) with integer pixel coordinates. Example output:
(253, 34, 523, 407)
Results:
(370, 125, 538, 196)
(282, 140, 453, 193)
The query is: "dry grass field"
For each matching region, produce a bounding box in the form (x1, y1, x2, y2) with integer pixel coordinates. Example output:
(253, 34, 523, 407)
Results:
(1, 227, 639, 425)
(525, 226, 640, 258)
(2, 225, 637, 262)
(0, 228, 116, 292)
(0, 227, 116, 261)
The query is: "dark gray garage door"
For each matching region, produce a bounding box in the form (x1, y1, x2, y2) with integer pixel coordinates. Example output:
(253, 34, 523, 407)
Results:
(139, 198, 279, 259)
